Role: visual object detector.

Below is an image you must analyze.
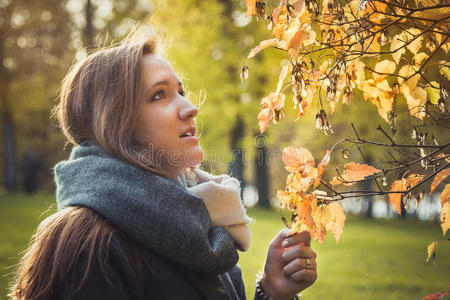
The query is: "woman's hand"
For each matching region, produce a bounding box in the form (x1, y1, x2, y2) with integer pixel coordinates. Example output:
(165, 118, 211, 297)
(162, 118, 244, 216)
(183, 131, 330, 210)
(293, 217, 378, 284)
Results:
(260, 228, 317, 300)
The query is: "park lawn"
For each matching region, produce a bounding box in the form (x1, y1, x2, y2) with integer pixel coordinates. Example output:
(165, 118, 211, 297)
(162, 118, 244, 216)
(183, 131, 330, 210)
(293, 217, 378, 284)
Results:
(240, 208, 450, 300)
(1, 193, 449, 299)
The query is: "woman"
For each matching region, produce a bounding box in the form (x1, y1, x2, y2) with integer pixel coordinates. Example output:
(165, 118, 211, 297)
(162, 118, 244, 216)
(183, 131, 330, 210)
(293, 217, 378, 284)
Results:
(9, 27, 317, 300)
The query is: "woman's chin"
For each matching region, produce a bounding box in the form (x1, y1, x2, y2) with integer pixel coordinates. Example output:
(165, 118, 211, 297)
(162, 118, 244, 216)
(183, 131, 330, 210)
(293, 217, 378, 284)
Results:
(184, 147, 204, 167)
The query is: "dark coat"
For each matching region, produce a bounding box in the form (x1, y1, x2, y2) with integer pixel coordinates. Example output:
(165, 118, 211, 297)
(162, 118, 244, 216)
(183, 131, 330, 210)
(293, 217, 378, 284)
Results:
(53, 232, 250, 300)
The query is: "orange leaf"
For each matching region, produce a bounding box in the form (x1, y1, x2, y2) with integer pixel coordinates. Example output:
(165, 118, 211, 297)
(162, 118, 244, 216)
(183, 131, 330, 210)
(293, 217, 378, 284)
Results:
(326, 202, 346, 243)
(405, 173, 423, 189)
(423, 290, 448, 300)
(441, 184, 450, 236)
(430, 168, 450, 194)
(287, 169, 318, 192)
(311, 201, 331, 243)
(314, 150, 330, 189)
(277, 190, 300, 210)
(258, 92, 286, 133)
(279, 23, 316, 60)
(248, 38, 278, 59)
(281, 146, 315, 174)
(295, 193, 316, 231)
(331, 162, 381, 186)
(442, 201, 450, 236)
(245, 0, 256, 17)
(390, 179, 406, 215)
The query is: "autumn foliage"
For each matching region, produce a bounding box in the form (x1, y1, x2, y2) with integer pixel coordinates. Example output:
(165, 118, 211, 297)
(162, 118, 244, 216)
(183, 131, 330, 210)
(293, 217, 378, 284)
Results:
(242, 0, 450, 266)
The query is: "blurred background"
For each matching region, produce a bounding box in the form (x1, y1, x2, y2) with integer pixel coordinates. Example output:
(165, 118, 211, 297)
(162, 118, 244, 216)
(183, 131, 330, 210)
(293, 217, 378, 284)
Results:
(1, 0, 449, 299)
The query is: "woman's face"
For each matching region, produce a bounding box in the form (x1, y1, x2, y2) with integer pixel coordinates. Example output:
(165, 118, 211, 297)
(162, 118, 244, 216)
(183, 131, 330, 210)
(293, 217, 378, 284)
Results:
(134, 54, 203, 179)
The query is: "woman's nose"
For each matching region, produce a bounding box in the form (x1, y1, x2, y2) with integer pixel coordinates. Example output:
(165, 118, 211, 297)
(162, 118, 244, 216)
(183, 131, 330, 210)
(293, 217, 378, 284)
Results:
(179, 98, 198, 120)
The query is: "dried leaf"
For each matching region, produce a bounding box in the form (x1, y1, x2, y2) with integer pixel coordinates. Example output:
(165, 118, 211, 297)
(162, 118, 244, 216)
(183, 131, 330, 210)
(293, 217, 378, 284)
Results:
(248, 38, 278, 59)
(286, 169, 318, 192)
(441, 200, 449, 236)
(390, 179, 406, 214)
(426, 241, 438, 265)
(314, 150, 331, 189)
(441, 184, 450, 236)
(311, 201, 331, 243)
(373, 60, 396, 81)
(279, 22, 316, 60)
(406, 28, 423, 55)
(331, 162, 381, 186)
(391, 33, 406, 64)
(326, 202, 346, 243)
(276, 64, 290, 94)
(258, 92, 286, 133)
(281, 146, 315, 174)
(295, 193, 316, 230)
(430, 168, 450, 194)
(240, 65, 249, 81)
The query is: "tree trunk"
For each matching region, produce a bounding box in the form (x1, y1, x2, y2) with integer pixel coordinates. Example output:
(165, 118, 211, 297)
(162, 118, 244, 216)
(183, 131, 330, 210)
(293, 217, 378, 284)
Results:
(255, 133, 270, 208)
(2, 111, 17, 191)
(84, 0, 94, 48)
(229, 115, 245, 198)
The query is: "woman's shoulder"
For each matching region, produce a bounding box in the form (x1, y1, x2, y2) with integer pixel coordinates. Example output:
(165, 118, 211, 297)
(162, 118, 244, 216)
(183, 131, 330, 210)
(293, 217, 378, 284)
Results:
(53, 207, 158, 299)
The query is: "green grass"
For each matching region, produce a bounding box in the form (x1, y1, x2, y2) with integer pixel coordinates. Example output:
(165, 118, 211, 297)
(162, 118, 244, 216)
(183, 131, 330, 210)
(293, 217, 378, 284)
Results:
(240, 208, 450, 300)
(1, 193, 449, 300)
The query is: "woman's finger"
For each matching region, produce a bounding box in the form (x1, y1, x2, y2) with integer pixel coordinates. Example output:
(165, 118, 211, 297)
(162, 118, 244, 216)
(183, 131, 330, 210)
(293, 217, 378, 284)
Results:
(283, 257, 317, 275)
(290, 269, 317, 283)
(281, 244, 317, 263)
(282, 230, 311, 248)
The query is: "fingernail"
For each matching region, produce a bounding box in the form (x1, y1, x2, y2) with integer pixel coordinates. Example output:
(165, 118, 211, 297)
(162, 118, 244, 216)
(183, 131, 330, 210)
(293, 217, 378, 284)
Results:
(282, 239, 289, 247)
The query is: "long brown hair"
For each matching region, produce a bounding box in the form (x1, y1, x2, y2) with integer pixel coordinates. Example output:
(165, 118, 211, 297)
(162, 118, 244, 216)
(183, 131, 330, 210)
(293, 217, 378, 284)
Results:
(8, 27, 162, 299)
(53, 25, 172, 178)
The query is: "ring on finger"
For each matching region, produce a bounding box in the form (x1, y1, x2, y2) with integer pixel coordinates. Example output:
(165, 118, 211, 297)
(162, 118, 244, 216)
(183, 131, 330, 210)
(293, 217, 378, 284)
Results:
(305, 258, 312, 270)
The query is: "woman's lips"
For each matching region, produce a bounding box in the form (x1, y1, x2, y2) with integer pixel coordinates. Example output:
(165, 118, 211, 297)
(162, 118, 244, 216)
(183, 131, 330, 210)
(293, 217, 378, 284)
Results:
(181, 135, 199, 142)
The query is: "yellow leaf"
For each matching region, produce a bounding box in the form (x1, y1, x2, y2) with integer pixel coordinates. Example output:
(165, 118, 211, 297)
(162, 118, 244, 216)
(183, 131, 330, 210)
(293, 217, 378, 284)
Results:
(258, 92, 286, 133)
(279, 22, 316, 60)
(406, 28, 423, 55)
(248, 39, 278, 59)
(441, 183, 450, 206)
(276, 64, 290, 94)
(427, 82, 440, 105)
(374, 60, 396, 81)
(314, 150, 331, 189)
(414, 52, 429, 65)
(326, 202, 346, 243)
(400, 84, 427, 120)
(391, 33, 406, 64)
(435, 32, 450, 53)
(441, 200, 450, 236)
(311, 201, 331, 243)
(440, 184, 449, 236)
(430, 169, 450, 194)
(281, 146, 315, 174)
(286, 169, 318, 192)
(245, 0, 256, 17)
(295, 193, 316, 230)
(440, 65, 450, 81)
(426, 241, 438, 264)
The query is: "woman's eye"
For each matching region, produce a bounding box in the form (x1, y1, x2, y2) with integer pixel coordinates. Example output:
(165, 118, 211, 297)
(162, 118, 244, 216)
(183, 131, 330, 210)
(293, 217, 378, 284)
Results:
(152, 90, 165, 101)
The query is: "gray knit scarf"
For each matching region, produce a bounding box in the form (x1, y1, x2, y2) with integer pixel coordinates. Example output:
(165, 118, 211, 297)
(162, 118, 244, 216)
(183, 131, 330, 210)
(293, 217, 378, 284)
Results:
(53, 139, 239, 275)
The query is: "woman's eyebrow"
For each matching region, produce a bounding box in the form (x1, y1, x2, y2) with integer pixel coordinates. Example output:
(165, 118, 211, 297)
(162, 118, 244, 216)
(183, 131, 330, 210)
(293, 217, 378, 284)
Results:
(148, 80, 183, 93)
